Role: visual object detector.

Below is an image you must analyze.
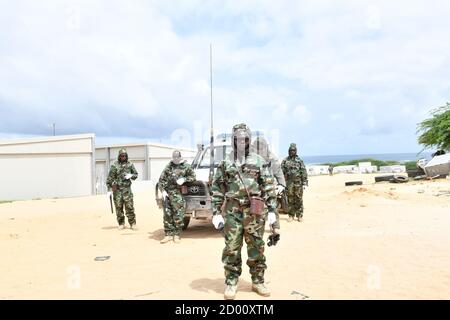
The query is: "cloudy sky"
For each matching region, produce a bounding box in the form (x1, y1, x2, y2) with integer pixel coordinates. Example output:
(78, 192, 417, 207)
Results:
(1, 0, 449, 156)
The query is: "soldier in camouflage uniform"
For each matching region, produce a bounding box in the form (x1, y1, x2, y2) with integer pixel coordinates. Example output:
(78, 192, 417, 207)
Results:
(106, 149, 139, 230)
(252, 136, 286, 233)
(281, 143, 308, 222)
(158, 150, 196, 244)
(211, 123, 278, 300)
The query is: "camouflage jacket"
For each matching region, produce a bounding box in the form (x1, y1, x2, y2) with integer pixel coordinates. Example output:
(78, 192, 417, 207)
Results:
(158, 160, 196, 192)
(106, 161, 138, 190)
(263, 152, 286, 187)
(211, 152, 277, 215)
(281, 156, 308, 185)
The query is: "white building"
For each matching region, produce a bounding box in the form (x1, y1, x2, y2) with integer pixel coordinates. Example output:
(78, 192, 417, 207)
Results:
(333, 165, 358, 174)
(306, 165, 330, 175)
(379, 165, 406, 173)
(358, 162, 378, 173)
(0, 134, 95, 201)
(95, 142, 197, 194)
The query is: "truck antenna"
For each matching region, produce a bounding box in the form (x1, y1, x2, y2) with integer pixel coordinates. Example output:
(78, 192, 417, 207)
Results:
(209, 44, 215, 184)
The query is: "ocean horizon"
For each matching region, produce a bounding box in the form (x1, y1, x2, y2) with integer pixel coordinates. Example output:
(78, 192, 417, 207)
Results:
(301, 152, 433, 165)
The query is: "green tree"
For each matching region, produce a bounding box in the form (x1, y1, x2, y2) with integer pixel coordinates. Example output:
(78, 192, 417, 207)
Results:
(417, 103, 450, 152)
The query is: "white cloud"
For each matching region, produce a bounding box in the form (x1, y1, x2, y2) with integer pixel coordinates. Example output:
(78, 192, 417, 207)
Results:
(293, 105, 312, 125)
(366, 5, 382, 30)
(273, 103, 288, 118)
(1, 0, 449, 154)
(330, 113, 343, 121)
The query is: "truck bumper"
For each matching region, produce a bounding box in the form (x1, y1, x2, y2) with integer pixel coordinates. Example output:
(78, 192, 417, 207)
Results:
(185, 196, 212, 216)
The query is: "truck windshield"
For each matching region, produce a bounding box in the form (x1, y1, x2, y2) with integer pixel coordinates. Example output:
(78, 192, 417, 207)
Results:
(198, 146, 231, 168)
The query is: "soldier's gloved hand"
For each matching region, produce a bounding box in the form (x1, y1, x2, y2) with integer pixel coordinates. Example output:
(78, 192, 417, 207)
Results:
(212, 215, 225, 229)
(124, 173, 133, 180)
(268, 211, 277, 226)
(276, 185, 285, 195)
(176, 177, 186, 185)
(162, 191, 168, 200)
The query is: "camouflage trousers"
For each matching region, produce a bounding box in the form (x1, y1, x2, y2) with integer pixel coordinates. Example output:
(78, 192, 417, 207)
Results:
(222, 199, 266, 286)
(286, 183, 304, 218)
(163, 190, 186, 236)
(113, 187, 136, 226)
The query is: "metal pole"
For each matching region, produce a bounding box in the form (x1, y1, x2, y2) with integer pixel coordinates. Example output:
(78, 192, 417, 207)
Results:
(53, 123, 56, 136)
(209, 44, 215, 184)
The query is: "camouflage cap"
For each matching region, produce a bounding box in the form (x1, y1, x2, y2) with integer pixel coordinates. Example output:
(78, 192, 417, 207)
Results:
(289, 143, 297, 151)
(233, 123, 249, 131)
(232, 123, 252, 141)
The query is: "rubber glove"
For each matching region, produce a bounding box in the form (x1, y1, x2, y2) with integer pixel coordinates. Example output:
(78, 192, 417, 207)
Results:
(176, 177, 186, 185)
(268, 211, 277, 226)
(212, 215, 225, 229)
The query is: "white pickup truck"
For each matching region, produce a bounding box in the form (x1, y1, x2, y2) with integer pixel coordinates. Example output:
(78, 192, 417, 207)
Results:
(184, 137, 233, 226)
(155, 135, 232, 230)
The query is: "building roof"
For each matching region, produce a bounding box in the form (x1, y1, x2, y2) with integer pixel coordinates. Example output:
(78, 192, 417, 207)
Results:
(95, 141, 196, 153)
(0, 133, 95, 146)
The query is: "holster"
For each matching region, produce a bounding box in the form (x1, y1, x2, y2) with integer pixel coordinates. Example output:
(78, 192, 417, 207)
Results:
(180, 185, 188, 195)
(249, 197, 265, 216)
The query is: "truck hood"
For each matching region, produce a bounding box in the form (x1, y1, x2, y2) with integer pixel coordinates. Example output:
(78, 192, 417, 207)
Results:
(194, 168, 212, 182)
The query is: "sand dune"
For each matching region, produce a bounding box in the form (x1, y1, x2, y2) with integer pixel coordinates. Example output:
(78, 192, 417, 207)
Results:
(1, 174, 449, 300)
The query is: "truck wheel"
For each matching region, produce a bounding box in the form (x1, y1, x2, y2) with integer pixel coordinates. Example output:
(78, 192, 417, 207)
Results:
(182, 215, 191, 230)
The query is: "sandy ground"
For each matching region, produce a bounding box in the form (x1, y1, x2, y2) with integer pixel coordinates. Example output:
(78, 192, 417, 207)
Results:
(1, 173, 449, 300)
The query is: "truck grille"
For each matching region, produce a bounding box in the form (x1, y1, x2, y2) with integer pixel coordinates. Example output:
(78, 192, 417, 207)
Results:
(183, 182, 207, 196)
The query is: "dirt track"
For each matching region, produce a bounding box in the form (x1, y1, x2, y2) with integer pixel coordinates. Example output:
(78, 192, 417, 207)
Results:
(1, 174, 449, 300)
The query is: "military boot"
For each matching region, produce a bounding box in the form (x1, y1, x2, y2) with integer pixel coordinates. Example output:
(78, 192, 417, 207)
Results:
(252, 283, 271, 297)
(173, 235, 181, 244)
(118, 225, 125, 230)
(287, 216, 294, 223)
(130, 224, 138, 230)
(160, 236, 172, 244)
(224, 285, 237, 300)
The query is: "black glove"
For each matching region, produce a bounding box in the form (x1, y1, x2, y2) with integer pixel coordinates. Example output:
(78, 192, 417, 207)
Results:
(267, 233, 280, 247)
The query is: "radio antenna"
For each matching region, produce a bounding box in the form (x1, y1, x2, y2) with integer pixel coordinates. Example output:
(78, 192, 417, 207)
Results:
(208, 44, 215, 184)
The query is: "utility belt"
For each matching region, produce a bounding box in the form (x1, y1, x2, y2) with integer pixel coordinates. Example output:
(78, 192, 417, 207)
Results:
(166, 185, 186, 194)
(226, 197, 250, 207)
(112, 184, 131, 192)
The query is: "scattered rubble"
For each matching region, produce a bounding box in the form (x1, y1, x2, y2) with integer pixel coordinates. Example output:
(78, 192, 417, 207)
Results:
(94, 256, 111, 262)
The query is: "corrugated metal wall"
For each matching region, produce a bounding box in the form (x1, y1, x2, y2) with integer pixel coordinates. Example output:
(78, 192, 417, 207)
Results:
(0, 134, 95, 200)
(95, 143, 196, 194)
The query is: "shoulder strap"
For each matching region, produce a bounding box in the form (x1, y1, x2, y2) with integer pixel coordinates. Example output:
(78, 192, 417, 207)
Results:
(236, 165, 253, 203)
